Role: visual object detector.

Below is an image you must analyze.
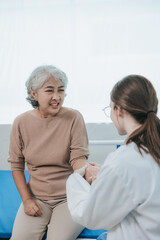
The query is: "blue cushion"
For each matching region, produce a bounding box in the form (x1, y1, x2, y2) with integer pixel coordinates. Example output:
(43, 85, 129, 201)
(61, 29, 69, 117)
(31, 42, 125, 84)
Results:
(0, 170, 107, 239)
(0, 170, 29, 238)
(80, 228, 107, 239)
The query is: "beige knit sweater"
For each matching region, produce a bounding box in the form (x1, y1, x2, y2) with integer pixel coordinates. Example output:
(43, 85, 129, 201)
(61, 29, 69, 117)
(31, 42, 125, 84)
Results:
(8, 107, 89, 200)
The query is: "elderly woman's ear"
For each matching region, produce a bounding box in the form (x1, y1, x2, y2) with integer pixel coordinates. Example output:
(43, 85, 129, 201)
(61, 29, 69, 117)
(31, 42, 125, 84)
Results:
(30, 90, 37, 100)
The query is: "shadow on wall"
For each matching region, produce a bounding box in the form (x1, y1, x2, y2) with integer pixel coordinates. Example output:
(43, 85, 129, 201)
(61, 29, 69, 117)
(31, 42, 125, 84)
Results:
(86, 122, 126, 165)
(0, 124, 12, 170)
(86, 122, 125, 140)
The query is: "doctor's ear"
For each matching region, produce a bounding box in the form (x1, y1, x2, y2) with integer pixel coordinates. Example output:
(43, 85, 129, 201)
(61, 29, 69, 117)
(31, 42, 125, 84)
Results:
(117, 106, 125, 117)
(65, 93, 67, 97)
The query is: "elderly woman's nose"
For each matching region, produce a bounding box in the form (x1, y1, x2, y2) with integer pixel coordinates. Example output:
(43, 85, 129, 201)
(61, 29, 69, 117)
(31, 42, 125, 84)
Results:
(52, 92, 60, 99)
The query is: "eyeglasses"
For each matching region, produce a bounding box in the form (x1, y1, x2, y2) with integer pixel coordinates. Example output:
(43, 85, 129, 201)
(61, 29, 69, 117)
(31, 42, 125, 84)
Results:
(102, 106, 111, 118)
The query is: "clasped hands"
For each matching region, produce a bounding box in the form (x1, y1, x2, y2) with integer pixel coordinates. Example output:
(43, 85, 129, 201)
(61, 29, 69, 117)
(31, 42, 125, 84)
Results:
(74, 162, 101, 184)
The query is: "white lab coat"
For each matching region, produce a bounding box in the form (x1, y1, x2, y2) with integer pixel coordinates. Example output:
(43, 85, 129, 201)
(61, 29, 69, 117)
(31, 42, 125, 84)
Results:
(66, 142, 160, 240)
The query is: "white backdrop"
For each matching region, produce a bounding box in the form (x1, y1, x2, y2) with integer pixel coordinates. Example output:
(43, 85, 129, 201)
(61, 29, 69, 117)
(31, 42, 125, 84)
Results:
(0, 0, 160, 123)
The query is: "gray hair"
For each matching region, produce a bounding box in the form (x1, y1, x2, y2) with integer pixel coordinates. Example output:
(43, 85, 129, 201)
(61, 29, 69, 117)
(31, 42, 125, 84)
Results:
(25, 65, 68, 108)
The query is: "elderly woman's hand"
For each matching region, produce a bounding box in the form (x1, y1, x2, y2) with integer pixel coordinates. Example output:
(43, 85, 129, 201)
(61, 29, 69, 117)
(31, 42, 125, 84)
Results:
(74, 164, 88, 177)
(23, 198, 42, 217)
(84, 162, 101, 184)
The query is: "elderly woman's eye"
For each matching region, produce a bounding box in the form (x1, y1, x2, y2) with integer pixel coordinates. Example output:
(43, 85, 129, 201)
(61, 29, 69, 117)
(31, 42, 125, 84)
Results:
(46, 90, 53, 92)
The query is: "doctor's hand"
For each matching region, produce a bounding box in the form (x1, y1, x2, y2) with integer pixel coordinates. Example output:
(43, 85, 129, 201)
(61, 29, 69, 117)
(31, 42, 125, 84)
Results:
(23, 198, 42, 217)
(84, 162, 101, 184)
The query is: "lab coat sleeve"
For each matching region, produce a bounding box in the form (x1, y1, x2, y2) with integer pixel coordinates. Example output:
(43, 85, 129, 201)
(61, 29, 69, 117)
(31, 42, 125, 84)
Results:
(67, 173, 91, 220)
(66, 164, 137, 230)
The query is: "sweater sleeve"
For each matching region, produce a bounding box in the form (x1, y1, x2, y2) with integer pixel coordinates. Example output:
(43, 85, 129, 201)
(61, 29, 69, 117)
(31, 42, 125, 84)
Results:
(66, 162, 138, 230)
(8, 118, 25, 171)
(69, 111, 89, 167)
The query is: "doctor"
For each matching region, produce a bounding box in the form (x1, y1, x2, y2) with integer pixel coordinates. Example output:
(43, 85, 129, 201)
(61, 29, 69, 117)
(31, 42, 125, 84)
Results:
(66, 74, 160, 240)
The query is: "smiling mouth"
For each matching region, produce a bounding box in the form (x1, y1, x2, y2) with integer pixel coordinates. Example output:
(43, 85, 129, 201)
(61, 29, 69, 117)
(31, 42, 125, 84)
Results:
(50, 103, 59, 109)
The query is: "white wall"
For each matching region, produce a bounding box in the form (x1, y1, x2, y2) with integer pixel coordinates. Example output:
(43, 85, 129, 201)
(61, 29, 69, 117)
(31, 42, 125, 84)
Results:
(0, 0, 160, 124)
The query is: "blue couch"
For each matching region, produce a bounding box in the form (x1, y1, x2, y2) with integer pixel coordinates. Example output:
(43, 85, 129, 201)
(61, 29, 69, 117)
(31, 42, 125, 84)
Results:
(0, 170, 107, 239)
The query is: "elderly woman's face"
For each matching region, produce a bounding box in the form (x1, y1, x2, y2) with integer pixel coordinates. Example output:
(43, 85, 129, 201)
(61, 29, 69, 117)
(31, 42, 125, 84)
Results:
(31, 77, 65, 117)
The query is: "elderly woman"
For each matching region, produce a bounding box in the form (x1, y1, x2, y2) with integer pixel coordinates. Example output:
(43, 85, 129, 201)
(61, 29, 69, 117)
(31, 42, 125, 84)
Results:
(8, 65, 90, 240)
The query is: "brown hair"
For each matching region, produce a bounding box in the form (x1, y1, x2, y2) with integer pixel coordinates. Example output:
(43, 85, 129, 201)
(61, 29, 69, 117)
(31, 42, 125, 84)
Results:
(111, 74, 160, 166)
